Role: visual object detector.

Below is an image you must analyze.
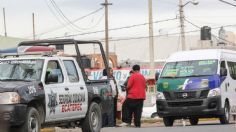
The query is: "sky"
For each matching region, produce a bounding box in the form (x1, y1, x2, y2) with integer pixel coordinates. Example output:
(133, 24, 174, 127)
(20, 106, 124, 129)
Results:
(0, 0, 236, 61)
(0, 0, 236, 39)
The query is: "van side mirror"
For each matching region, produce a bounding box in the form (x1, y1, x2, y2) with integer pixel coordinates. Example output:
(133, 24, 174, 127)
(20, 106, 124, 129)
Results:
(155, 72, 160, 81)
(220, 68, 227, 76)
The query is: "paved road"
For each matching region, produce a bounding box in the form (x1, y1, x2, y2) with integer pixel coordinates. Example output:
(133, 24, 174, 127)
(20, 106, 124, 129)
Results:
(53, 120, 236, 132)
(102, 121, 236, 132)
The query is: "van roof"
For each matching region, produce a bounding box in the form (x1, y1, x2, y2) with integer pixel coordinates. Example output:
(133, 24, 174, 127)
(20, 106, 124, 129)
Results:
(167, 49, 236, 62)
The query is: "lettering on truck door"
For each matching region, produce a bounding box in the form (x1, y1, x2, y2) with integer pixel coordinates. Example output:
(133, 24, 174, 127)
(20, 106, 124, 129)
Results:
(62, 59, 88, 118)
(44, 59, 72, 122)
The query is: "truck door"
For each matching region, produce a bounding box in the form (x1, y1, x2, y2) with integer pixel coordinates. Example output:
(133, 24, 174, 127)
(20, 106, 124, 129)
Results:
(62, 59, 88, 118)
(44, 59, 72, 122)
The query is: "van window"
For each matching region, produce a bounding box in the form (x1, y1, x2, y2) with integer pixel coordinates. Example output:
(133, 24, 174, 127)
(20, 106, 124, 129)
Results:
(227, 61, 236, 80)
(161, 60, 218, 78)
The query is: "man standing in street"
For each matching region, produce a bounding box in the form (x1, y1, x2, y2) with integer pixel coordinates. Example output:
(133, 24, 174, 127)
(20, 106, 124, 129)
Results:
(120, 64, 146, 127)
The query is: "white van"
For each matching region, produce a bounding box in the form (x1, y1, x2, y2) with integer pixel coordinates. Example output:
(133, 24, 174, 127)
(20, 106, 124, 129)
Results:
(156, 49, 236, 126)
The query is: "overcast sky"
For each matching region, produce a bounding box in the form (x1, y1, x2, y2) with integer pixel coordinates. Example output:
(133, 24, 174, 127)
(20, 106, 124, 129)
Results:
(0, 0, 236, 40)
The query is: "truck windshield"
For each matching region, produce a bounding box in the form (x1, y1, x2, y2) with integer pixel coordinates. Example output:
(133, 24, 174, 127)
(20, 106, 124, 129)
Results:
(0, 59, 44, 81)
(161, 59, 218, 78)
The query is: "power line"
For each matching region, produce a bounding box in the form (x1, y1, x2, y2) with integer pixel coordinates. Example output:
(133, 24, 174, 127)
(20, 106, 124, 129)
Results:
(183, 18, 236, 45)
(49, 17, 178, 39)
(44, 0, 74, 32)
(80, 12, 105, 30)
(219, 0, 236, 7)
(48, 0, 81, 31)
(32, 24, 236, 42)
(157, 0, 178, 6)
(93, 23, 236, 42)
(30, 3, 103, 38)
(97, 29, 199, 42)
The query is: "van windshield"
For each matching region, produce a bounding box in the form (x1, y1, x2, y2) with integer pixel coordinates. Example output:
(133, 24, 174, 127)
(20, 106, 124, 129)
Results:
(0, 59, 44, 81)
(161, 59, 218, 78)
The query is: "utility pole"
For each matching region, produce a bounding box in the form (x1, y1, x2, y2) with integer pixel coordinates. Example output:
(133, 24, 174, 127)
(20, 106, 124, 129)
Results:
(179, 0, 186, 51)
(32, 13, 36, 40)
(148, 0, 155, 72)
(101, 0, 112, 64)
(3, 8, 7, 37)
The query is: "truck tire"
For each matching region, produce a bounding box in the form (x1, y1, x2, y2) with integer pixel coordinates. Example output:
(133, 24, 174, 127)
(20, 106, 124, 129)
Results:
(220, 102, 230, 124)
(82, 102, 102, 132)
(189, 117, 199, 125)
(10, 107, 41, 132)
(163, 117, 174, 127)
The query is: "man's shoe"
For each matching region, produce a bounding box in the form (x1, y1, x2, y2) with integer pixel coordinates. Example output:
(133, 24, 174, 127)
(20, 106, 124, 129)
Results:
(119, 122, 131, 127)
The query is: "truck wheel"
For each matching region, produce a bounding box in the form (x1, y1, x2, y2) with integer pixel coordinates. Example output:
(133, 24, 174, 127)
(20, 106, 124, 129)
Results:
(82, 102, 102, 132)
(189, 118, 199, 125)
(163, 117, 174, 127)
(220, 102, 230, 124)
(10, 107, 41, 132)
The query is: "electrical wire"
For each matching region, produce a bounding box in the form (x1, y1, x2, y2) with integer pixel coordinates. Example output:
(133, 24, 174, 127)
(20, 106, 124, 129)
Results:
(44, 0, 75, 32)
(31, 3, 104, 38)
(48, 0, 81, 31)
(46, 22, 236, 42)
(49, 0, 105, 31)
(157, 0, 178, 6)
(219, 0, 236, 7)
(49, 17, 178, 39)
(105, 30, 200, 42)
(183, 18, 236, 45)
(81, 12, 105, 30)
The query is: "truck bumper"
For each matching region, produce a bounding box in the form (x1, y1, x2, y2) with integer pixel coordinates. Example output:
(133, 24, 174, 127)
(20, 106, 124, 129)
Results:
(156, 96, 224, 118)
(0, 104, 27, 126)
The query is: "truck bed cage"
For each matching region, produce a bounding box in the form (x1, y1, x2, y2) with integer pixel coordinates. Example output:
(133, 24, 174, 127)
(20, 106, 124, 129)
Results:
(18, 39, 102, 47)
(0, 51, 57, 58)
(17, 39, 108, 82)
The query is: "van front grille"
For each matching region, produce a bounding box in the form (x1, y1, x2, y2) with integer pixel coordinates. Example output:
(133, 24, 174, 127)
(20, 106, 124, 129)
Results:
(167, 101, 203, 107)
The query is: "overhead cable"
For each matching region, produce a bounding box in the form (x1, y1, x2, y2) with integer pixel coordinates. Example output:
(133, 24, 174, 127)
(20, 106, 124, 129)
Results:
(50, 17, 178, 39)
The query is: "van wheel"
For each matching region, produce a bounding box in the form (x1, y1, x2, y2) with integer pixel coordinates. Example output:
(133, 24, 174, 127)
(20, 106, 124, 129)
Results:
(10, 107, 41, 132)
(82, 102, 102, 132)
(163, 117, 174, 127)
(189, 118, 199, 125)
(220, 102, 230, 124)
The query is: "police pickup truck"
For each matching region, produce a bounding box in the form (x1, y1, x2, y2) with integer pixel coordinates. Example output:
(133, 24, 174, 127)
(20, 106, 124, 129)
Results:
(0, 39, 114, 132)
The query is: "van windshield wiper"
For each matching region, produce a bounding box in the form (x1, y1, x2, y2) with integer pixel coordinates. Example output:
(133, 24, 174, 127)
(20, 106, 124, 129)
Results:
(161, 76, 177, 78)
(181, 74, 212, 77)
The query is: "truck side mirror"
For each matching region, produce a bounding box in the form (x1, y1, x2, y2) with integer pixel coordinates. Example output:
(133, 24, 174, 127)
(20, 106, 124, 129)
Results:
(220, 68, 227, 77)
(46, 74, 58, 84)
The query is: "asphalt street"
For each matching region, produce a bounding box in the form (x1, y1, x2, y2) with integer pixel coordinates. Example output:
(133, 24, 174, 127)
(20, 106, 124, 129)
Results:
(102, 122, 236, 132)
(51, 120, 236, 132)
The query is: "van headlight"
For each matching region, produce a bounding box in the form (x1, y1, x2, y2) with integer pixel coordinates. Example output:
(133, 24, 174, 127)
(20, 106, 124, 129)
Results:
(207, 88, 221, 97)
(0, 92, 20, 104)
(156, 92, 165, 100)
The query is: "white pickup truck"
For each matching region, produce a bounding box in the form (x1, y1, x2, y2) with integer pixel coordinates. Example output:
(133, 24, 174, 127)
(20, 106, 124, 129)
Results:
(0, 39, 114, 132)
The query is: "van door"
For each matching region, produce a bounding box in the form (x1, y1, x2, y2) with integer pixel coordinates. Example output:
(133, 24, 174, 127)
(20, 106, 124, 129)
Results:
(226, 61, 236, 114)
(62, 59, 88, 118)
(44, 59, 72, 122)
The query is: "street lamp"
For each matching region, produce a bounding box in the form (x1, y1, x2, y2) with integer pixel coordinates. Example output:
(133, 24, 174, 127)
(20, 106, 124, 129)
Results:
(183, 0, 199, 6)
(179, 0, 199, 51)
